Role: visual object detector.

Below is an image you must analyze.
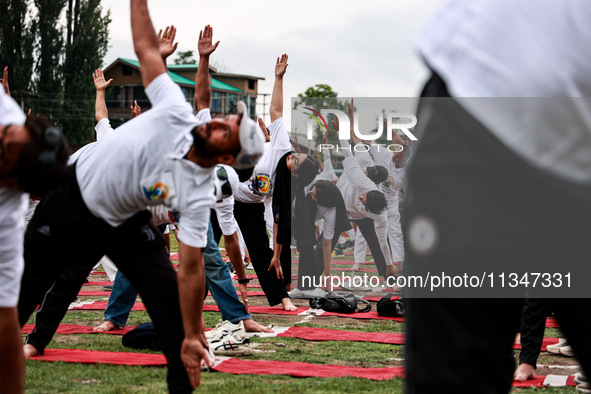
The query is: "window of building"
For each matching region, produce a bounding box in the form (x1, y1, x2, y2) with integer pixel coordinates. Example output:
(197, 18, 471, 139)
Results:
(132, 86, 149, 108)
(212, 91, 221, 113)
(181, 87, 190, 100)
(122, 65, 132, 76)
(249, 96, 256, 117)
(105, 86, 122, 108)
(248, 79, 255, 90)
(228, 93, 238, 114)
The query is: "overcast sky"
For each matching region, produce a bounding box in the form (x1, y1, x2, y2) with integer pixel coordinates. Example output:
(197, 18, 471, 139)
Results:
(100, 0, 443, 128)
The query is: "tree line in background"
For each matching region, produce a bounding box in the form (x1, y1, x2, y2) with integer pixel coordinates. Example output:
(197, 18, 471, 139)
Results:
(0, 0, 111, 145)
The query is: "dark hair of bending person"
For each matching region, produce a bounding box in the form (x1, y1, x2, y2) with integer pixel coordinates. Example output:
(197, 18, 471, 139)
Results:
(366, 165, 388, 184)
(291, 153, 318, 186)
(365, 190, 387, 215)
(314, 179, 341, 208)
(4, 116, 70, 195)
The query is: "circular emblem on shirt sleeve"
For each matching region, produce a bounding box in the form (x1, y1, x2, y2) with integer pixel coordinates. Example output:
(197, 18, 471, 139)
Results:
(408, 215, 439, 256)
(256, 175, 271, 194)
(142, 182, 170, 201)
(383, 175, 394, 188)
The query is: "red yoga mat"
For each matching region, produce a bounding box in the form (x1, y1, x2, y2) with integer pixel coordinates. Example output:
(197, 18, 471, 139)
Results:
(70, 302, 407, 321)
(511, 375, 576, 388)
(26, 348, 166, 366)
(279, 326, 404, 345)
(546, 317, 559, 328)
(71, 301, 146, 311)
(21, 323, 563, 353)
(84, 281, 112, 286)
(213, 358, 405, 380)
(78, 291, 111, 296)
(513, 337, 560, 352)
(25, 348, 576, 387)
(22, 324, 135, 335)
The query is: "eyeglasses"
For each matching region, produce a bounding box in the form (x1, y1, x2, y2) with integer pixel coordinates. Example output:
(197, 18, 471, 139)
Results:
(217, 166, 233, 197)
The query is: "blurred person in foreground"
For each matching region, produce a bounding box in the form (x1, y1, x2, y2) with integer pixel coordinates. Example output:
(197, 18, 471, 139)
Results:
(405, 1, 591, 393)
(0, 66, 70, 393)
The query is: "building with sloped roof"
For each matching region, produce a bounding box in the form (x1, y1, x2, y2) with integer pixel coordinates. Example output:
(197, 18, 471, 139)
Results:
(103, 58, 264, 128)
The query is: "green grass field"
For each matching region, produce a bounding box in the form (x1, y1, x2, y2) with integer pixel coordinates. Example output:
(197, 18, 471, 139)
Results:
(22, 238, 581, 393)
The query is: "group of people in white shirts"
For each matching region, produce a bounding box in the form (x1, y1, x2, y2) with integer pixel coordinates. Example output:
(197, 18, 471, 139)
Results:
(0, 1, 409, 392)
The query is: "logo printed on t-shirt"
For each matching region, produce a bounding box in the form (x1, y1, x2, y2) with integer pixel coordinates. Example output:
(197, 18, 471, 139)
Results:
(382, 175, 393, 188)
(255, 174, 271, 195)
(143, 182, 170, 201)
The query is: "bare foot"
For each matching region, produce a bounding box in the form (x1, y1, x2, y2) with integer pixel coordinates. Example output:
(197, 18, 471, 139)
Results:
(23, 344, 40, 357)
(243, 319, 273, 333)
(351, 263, 361, 271)
(281, 297, 297, 311)
(514, 363, 535, 381)
(93, 321, 119, 332)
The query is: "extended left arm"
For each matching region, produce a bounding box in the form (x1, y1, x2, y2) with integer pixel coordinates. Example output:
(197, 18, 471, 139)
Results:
(177, 241, 212, 388)
(373, 213, 393, 268)
(268, 222, 283, 279)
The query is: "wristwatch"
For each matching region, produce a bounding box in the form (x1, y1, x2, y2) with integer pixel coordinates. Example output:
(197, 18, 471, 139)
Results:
(238, 278, 250, 284)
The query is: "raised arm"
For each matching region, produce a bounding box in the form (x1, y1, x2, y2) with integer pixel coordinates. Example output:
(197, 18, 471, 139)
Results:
(130, 100, 141, 118)
(130, 0, 167, 88)
(270, 54, 288, 122)
(313, 149, 324, 172)
(258, 117, 271, 142)
(0, 66, 10, 96)
(195, 25, 220, 111)
(336, 109, 353, 160)
(293, 135, 301, 153)
(348, 99, 363, 147)
(157, 25, 178, 64)
(93, 68, 113, 122)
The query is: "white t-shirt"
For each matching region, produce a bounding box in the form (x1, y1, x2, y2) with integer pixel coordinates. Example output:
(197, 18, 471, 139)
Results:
(369, 143, 405, 210)
(316, 205, 336, 240)
(418, 0, 591, 183)
(320, 149, 338, 182)
(75, 74, 215, 248)
(0, 87, 28, 307)
(68, 118, 115, 165)
(234, 117, 291, 203)
(214, 196, 238, 236)
(337, 155, 392, 266)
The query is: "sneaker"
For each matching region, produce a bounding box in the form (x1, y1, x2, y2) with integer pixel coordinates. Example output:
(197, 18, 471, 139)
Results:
(102, 284, 113, 291)
(209, 334, 252, 356)
(306, 288, 328, 298)
(560, 345, 575, 357)
(575, 373, 588, 385)
(333, 249, 344, 257)
(546, 338, 568, 354)
(287, 288, 306, 298)
(288, 288, 328, 299)
(205, 320, 246, 340)
(343, 240, 354, 249)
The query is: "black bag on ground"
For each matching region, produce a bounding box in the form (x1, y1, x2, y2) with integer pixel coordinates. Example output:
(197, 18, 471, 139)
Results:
(309, 293, 371, 313)
(377, 296, 405, 317)
(122, 322, 161, 351)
